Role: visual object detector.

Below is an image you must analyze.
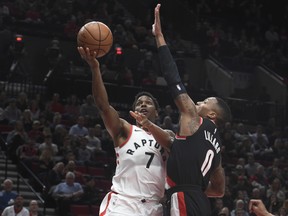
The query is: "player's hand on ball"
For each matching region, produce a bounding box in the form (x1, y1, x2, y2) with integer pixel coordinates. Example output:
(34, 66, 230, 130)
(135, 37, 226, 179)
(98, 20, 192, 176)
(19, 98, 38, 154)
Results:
(77, 47, 99, 68)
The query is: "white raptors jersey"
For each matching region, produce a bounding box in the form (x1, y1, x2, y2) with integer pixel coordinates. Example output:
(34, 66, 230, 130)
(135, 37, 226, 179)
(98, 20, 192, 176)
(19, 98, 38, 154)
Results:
(111, 125, 168, 201)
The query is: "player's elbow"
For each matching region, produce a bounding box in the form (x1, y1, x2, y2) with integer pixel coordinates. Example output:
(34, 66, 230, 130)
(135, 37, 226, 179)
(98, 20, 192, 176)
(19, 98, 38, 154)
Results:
(215, 189, 225, 197)
(211, 186, 225, 197)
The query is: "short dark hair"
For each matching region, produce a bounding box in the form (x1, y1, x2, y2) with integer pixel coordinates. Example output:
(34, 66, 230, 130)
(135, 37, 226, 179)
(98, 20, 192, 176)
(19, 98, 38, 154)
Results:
(215, 97, 232, 127)
(132, 91, 160, 112)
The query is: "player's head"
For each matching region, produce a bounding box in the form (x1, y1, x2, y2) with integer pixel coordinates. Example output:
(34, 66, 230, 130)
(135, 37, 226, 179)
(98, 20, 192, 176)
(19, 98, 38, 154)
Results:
(132, 91, 160, 123)
(196, 97, 231, 128)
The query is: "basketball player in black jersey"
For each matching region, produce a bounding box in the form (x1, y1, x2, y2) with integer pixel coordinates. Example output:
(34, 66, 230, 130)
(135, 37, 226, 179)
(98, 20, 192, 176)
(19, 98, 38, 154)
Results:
(131, 4, 232, 216)
(153, 4, 232, 215)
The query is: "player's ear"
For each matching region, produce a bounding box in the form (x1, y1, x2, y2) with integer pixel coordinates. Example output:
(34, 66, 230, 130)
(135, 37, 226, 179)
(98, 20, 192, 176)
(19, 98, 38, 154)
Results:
(207, 111, 216, 121)
(155, 110, 159, 118)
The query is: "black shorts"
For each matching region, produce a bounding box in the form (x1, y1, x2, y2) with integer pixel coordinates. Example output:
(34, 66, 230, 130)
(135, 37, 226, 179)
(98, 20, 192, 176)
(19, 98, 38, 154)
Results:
(165, 186, 211, 216)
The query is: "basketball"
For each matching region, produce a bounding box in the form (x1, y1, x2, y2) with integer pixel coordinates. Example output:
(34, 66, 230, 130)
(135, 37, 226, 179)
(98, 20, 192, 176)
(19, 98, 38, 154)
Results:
(77, 21, 113, 58)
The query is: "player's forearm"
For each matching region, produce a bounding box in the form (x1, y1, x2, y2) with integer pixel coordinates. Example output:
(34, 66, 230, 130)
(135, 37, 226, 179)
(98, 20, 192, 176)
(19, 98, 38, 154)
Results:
(155, 33, 166, 48)
(145, 121, 172, 150)
(91, 65, 110, 112)
(158, 45, 187, 99)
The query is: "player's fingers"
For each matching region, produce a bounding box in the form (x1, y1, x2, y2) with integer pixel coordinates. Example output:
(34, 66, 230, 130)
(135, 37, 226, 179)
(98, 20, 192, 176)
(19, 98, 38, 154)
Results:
(77, 47, 86, 59)
(129, 111, 140, 120)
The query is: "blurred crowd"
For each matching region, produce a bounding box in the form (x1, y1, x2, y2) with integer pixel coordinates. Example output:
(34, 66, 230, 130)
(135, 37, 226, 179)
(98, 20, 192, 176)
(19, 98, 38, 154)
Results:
(1, 0, 287, 85)
(183, 0, 288, 81)
(0, 89, 287, 215)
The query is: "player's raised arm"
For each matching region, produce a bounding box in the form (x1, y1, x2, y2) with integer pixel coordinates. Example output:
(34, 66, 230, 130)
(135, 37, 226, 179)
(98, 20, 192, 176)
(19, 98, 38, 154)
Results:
(153, 4, 197, 115)
(77, 47, 128, 146)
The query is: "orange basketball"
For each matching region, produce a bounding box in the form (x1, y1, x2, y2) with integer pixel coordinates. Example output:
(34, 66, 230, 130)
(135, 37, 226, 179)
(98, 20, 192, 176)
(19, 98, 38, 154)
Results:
(77, 21, 113, 58)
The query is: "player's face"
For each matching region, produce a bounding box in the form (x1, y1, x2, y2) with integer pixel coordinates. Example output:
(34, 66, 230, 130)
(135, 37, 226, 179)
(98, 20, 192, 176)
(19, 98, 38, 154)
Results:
(134, 95, 157, 122)
(195, 97, 217, 118)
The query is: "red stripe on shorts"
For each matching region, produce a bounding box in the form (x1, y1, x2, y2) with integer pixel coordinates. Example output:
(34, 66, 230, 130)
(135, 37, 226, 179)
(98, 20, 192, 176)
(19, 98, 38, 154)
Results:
(99, 191, 114, 216)
(177, 192, 187, 216)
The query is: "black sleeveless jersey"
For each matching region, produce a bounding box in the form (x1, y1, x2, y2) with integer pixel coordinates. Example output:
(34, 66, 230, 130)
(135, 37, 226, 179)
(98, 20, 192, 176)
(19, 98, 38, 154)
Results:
(166, 118, 222, 191)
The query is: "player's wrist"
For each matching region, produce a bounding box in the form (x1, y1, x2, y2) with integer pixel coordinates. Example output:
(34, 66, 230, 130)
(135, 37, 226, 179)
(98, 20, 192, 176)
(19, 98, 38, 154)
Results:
(143, 120, 153, 130)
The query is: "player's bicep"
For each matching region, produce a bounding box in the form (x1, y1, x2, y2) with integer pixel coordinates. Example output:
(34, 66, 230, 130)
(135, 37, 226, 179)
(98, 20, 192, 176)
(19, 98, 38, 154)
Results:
(100, 105, 124, 139)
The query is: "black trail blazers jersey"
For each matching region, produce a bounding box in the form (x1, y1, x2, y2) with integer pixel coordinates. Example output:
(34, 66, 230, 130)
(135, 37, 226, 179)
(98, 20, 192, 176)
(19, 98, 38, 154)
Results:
(166, 117, 222, 190)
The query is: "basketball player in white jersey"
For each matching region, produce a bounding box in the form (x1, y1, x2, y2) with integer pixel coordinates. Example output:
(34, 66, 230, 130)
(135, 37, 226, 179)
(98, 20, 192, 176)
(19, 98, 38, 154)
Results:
(78, 46, 174, 215)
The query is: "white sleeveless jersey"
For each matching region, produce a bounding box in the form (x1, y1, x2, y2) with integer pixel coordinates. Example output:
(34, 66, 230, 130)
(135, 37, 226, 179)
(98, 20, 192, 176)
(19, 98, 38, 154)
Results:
(111, 125, 168, 201)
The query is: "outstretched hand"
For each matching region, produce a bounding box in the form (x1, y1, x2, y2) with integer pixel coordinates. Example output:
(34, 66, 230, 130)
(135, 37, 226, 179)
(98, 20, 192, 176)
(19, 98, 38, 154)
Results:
(152, 4, 162, 37)
(129, 111, 152, 130)
(249, 199, 273, 216)
(77, 47, 99, 68)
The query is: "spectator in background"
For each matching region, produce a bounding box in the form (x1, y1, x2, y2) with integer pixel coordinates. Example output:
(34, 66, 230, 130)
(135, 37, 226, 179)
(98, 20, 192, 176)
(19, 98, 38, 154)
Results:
(37, 149, 55, 174)
(233, 123, 250, 143)
(79, 94, 99, 125)
(1, 194, 29, 216)
(244, 153, 261, 177)
(136, 50, 158, 85)
(211, 198, 225, 216)
(266, 158, 281, 177)
(266, 178, 286, 204)
(28, 120, 44, 143)
(217, 207, 230, 216)
(16, 138, 39, 164)
(79, 176, 100, 205)
(16, 92, 28, 112)
(160, 115, 178, 133)
(21, 109, 33, 132)
(0, 179, 18, 212)
(249, 164, 269, 191)
(6, 120, 29, 162)
(28, 200, 43, 216)
(221, 122, 237, 159)
(63, 94, 80, 122)
(62, 160, 84, 184)
(6, 120, 29, 145)
(250, 125, 273, 159)
(85, 127, 103, 153)
(52, 171, 84, 216)
(230, 199, 249, 216)
(230, 164, 246, 185)
(1, 98, 22, 124)
(68, 116, 88, 137)
(74, 137, 92, 166)
(251, 188, 264, 200)
(28, 99, 41, 121)
(46, 162, 65, 193)
(159, 104, 179, 125)
(48, 93, 65, 114)
(49, 112, 64, 133)
(58, 135, 74, 156)
(236, 136, 253, 158)
(38, 134, 58, 156)
(52, 125, 68, 153)
(266, 193, 283, 215)
(231, 176, 252, 201)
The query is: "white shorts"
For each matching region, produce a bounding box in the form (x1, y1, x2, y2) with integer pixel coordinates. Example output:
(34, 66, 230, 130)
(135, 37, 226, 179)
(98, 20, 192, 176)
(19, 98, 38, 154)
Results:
(99, 192, 163, 216)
